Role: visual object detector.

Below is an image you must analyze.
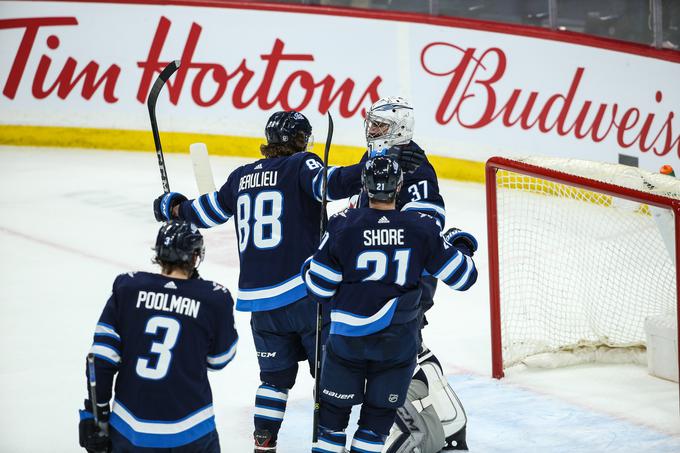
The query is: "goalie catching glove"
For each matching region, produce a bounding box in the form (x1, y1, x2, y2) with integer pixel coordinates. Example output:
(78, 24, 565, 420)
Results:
(153, 192, 187, 222)
(443, 228, 478, 257)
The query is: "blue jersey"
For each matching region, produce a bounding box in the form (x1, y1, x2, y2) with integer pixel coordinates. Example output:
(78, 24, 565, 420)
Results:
(177, 152, 361, 312)
(357, 142, 446, 227)
(87, 272, 238, 449)
(304, 208, 477, 337)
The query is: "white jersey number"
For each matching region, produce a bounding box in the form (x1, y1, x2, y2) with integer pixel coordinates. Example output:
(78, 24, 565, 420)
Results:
(408, 180, 429, 201)
(236, 190, 284, 252)
(356, 249, 412, 285)
(136, 316, 181, 380)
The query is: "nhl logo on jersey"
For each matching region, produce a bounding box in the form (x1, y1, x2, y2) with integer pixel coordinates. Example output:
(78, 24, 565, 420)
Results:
(388, 394, 399, 403)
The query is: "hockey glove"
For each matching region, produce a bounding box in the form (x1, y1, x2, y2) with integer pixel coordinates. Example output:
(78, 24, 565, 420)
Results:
(78, 400, 111, 453)
(153, 192, 188, 222)
(388, 143, 426, 174)
(443, 228, 478, 257)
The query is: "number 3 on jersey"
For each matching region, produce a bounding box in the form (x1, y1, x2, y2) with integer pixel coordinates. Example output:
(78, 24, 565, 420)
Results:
(236, 191, 284, 252)
(136, 316, 181, 380)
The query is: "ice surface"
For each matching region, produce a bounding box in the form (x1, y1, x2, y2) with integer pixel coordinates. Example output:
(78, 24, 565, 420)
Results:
(0, 146, 678, 452)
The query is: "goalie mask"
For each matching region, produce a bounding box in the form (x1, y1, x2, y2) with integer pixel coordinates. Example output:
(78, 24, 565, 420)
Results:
(365, 97, 414, 155)
(362, 156, 403, 203)
(155, 221, 205, 266)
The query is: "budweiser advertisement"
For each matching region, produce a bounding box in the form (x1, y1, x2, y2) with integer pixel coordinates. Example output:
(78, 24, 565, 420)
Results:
(1, 1, 678, 170)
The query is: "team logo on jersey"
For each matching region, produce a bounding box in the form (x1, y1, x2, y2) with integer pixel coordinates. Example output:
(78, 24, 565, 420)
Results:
(388, 394, 399, 403)
(164, 281, 177, 290)
(378, 216, 390, 224)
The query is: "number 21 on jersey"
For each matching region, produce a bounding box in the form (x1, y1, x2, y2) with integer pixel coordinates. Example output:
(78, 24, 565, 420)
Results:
(356, 249, 411, 285)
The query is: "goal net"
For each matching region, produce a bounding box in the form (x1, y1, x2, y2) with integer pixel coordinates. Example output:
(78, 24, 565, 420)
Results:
(486, 156, 679, 377)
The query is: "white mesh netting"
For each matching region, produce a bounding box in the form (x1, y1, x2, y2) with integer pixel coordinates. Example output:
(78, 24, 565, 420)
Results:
(497, 157, 679, 368)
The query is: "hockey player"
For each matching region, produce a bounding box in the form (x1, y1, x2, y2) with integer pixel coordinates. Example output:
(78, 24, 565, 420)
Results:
(356, 97, 471, 450)
(152, 111, 365, 452)
(78, 221, 238, 453)
(305, 156, 478, 453)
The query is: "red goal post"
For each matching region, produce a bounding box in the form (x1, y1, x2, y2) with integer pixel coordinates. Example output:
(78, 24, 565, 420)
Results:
(485, 156, 680, 385)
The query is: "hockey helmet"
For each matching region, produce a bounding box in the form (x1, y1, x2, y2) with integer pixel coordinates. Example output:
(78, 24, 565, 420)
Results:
(365, 97, 414, 155)
(265, 110, 313, 149)
(155, 221, 205, 265)
(362, 156, 403, 203)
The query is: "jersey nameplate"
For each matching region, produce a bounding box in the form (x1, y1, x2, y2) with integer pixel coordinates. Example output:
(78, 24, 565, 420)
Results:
(363, 228, 405, 246)
(135, 291, 201, 319)
(239, 171, 278, 191)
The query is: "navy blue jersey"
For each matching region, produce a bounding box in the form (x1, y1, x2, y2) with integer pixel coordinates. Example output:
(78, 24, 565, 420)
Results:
(177, 152, 361, 312)
(305, 208, 477, 337)
(87, 272, 238, 449)
(357, 142, 446, 227)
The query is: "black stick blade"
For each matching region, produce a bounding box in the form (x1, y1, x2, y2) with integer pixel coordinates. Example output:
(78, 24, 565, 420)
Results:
(147, 60, 181, 112)
(147, 60, 181, 194)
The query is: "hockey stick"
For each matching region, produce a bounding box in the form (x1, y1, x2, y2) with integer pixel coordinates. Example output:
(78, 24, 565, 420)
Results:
(87, 353, 108, 452)
(147, 60, 181, 193)
(312, 112, 333, 443)
(87, 353, 99, 425)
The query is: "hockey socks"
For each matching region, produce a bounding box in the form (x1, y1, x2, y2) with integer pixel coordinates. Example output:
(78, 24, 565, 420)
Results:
(350, 429, 386, 453)
(254, 384, 289, 442)
(313, 427, 347, 453)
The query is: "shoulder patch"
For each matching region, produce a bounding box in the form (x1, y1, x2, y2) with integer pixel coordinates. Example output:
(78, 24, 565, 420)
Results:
(332, 209, 348, 219)
(212, 282, 230, 294)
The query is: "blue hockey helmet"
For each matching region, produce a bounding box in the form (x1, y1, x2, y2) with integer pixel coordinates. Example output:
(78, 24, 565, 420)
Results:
(155, 221, 205, 265)
(362, 156, 403, 203)
(264, 110, 312, 148)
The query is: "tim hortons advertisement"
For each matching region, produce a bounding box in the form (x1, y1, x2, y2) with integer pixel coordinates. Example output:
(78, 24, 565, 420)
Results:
(1, 1, 679, 171)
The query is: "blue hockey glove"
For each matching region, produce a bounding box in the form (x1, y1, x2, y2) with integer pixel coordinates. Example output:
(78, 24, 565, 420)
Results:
(443, 228, 478, 257)
(78, 400, 111, 453)
(153, 192, 187, 222)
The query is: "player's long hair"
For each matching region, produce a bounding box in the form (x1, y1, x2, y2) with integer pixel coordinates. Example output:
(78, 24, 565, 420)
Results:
(260, 132, 308, 158)
(153, 254, 198, 278)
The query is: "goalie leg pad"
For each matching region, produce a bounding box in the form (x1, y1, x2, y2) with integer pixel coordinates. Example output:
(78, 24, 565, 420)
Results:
(384, 377, 446, 453)
(417, 348, 468, 443)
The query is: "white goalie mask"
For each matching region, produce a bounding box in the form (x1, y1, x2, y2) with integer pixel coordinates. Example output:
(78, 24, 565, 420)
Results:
(365, 97, 414, 155)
